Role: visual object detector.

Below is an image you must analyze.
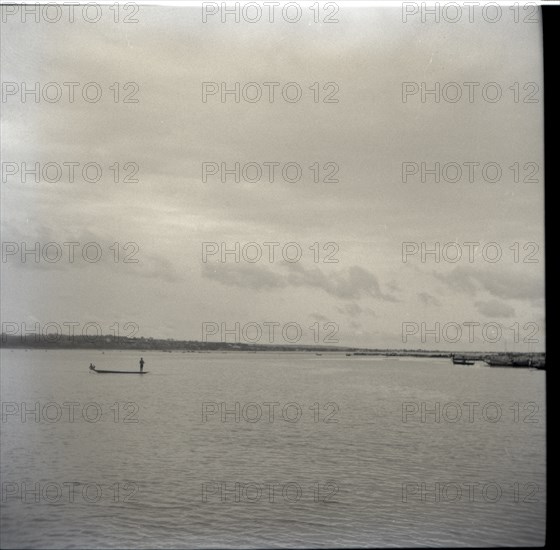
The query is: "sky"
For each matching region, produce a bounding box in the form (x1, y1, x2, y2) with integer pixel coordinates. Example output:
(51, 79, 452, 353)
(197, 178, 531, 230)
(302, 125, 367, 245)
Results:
(0, 3, 545, 351)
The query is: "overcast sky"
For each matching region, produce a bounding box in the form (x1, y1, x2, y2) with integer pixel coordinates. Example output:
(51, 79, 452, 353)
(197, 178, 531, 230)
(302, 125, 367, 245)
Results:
(1, 4, 544, 351)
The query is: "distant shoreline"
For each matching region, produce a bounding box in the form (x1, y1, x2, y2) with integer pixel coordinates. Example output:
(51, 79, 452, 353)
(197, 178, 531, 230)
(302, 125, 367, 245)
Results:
(0, 334, 545, 360)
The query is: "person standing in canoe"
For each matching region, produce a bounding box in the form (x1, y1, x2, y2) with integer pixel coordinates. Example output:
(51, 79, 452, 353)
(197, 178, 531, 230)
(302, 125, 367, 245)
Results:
(139, 357, 145, 372)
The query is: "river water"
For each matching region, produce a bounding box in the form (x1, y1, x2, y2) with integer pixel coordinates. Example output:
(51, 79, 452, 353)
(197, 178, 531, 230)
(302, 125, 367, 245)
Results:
(0, 349, 546, 548)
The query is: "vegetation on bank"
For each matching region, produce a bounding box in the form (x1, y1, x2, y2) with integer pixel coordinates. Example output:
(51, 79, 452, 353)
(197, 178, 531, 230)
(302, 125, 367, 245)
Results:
(0, 333, 546, 367)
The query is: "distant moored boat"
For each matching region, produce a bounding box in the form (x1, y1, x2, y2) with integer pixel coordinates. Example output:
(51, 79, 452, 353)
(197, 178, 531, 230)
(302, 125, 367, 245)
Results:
(452, 355, 475, 365)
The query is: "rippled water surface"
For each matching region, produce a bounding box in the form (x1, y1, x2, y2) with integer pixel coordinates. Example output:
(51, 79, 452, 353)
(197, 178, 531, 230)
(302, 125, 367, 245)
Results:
(0, 349, 546, 548)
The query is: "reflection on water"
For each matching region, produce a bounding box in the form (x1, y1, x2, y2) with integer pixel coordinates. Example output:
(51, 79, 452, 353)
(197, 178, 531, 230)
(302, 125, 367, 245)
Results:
(0, 349, 546, 548)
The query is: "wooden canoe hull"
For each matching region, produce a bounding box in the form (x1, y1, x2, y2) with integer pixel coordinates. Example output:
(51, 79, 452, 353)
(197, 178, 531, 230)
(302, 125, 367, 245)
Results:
(89, 366, 148, 374)
(93, 370, 148, 374)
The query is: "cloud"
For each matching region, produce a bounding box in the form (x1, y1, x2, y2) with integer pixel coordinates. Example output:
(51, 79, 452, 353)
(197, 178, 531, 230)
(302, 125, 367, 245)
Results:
(1, 220, 181, 283)
(474, 299, 515, 318)
(433, 266, 543, 302)
(310, 312, 330, 322)
(284, 263, 399, 302)
(201, 261, 399, 302)
(349, 320, 362, 330)
(418, 292, 441, 307)
(200, 262, 284, 291)
(336, 302, 376, 317)
(386, 280, 402, 293)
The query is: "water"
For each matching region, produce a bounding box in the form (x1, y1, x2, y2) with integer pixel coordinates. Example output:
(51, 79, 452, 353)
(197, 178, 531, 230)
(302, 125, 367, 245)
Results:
(0, 349, 546, 548)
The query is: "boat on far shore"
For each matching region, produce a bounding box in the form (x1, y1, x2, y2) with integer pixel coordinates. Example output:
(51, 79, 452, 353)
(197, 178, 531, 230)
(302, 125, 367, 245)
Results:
(451, 354, 475, 365)
(483, 355, 545, 369)
(451, 352, 545, 370)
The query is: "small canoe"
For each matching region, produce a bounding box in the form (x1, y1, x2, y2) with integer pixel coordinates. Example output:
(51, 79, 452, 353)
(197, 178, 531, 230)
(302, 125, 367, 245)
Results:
(89, 365, 148, 374)
(93, 369, 149, 374)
